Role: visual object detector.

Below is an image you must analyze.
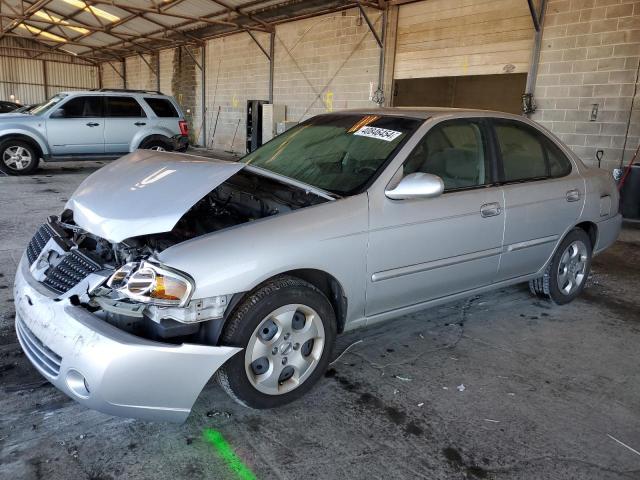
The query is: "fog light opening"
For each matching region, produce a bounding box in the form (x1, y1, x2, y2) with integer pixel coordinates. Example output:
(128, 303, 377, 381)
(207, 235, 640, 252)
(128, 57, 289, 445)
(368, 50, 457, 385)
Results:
(66, 369, 90, 399)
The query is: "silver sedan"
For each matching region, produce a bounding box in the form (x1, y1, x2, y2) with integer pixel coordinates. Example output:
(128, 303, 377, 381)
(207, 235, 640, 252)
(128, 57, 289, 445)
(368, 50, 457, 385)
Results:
(14, 108, 621, 422)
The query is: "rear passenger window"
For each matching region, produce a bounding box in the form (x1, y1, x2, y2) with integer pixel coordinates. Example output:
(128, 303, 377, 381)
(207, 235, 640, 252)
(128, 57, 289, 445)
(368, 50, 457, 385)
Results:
(144, 97, 178, 117)
(105, 96, 145, 117)
(545, 140, 572, 177)
(403, 120, 489, 191)
(495, 123, 547, 182)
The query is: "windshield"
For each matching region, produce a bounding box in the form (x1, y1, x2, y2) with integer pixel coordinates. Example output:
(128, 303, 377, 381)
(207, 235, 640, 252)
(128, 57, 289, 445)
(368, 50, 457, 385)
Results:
(31, 94, 67, 116)
(242, 114, 421, 195)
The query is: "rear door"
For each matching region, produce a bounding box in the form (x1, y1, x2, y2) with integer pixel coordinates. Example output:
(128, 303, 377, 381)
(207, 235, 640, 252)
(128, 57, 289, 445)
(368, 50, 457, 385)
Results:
(45, 96, 104, 155)
(491, 119, 584, 281)
(103, 96, 148, 154)
(366, 118, 505, 316)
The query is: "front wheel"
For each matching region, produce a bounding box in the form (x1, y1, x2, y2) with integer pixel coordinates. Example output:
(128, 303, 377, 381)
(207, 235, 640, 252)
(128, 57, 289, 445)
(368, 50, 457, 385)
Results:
(0, 140, 39, 175)
(529, 228, 592, 304)
(215, 276, 336, 408)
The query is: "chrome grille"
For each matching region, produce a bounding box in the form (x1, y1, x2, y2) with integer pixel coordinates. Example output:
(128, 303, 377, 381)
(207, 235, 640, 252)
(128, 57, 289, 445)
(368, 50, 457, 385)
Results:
(42, 250, 101, 294)
(26, 223, 54, 265)
(16, 317, 62, 377)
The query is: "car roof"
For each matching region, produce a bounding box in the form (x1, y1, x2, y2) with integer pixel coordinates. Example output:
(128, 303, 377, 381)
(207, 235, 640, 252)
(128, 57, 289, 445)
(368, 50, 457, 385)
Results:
(322, 107, 526, 121)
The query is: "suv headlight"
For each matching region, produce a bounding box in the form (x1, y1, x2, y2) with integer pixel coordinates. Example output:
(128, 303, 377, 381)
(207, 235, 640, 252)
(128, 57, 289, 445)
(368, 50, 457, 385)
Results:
(107, 261, 194, 307)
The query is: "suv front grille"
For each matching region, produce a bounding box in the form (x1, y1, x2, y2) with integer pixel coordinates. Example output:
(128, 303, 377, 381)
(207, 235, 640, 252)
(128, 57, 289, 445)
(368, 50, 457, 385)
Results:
(26, 223, 54, 265)
(42, 250, 102, 294)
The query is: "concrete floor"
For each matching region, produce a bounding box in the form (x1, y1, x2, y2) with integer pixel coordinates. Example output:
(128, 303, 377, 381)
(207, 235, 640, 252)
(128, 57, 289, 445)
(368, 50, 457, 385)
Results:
(1, 159, 639, 480)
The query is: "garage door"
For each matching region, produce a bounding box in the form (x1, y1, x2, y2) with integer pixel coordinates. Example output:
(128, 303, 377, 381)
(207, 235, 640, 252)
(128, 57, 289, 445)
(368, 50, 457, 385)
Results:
(394, 0, 536, 80)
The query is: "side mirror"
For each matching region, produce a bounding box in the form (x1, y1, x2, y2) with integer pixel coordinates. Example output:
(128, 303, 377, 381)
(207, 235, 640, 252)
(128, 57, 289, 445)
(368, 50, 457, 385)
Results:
(50, 108, 64, 118)
(385, 172, 444, 200)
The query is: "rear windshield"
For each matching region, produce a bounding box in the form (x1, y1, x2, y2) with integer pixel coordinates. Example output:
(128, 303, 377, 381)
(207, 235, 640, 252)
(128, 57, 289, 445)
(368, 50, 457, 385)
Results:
(242, 114, 422, 196)
(144, 97, 179, 117)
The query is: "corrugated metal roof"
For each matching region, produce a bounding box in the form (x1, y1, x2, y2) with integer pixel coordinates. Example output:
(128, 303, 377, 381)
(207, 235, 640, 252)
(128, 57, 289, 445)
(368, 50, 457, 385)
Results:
(1, 0, 368, 62)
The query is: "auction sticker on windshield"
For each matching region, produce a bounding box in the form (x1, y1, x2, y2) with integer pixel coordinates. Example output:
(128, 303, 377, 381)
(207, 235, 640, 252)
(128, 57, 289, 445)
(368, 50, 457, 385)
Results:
(353, 126, 402, 142)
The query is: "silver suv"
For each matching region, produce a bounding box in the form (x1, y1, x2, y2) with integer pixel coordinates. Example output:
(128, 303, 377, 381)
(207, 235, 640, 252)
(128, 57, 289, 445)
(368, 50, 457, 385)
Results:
(0, 89, 189, 175)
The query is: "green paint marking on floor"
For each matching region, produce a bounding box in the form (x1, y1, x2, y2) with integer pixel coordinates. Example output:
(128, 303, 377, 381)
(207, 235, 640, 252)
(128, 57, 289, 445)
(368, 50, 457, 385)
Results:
(203, 428, 257, 480)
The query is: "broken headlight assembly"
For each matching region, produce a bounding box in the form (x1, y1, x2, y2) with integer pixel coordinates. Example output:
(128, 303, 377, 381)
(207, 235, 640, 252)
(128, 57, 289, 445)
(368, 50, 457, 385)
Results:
(107, 261, 194, 307)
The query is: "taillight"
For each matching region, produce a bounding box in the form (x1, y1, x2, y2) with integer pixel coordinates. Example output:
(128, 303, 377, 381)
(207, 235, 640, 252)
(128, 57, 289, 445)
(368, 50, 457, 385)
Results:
(179, 120, 188, 136)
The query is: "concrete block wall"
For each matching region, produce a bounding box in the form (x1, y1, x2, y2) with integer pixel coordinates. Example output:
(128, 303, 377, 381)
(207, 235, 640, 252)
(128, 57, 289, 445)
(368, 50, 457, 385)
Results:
(273, 7, 382, 123)
(125, 55, 156, 91)
(159, 48, 175, 96)
(100, 61, 124, 89)
(204, 32, 270, 152)
(532, 0, 640, 170)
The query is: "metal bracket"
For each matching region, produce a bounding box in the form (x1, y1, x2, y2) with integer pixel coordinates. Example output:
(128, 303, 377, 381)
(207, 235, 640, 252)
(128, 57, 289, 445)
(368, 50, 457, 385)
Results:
(182, 45, 202, 71)
(137, 53, 157, 75)
(105, 60, 126, 81)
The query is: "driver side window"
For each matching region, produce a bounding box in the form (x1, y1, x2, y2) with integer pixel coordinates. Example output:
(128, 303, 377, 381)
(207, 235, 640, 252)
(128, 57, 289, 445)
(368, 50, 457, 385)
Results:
(403, 120, 489, 191)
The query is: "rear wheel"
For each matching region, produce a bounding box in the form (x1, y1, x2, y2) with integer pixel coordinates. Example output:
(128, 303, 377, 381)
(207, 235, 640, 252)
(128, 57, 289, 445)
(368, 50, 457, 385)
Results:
(140, 138, 171, 152)
(215, 276, 336, 408)
(0, 139, 39, 175)
(529, 228, 592, 304)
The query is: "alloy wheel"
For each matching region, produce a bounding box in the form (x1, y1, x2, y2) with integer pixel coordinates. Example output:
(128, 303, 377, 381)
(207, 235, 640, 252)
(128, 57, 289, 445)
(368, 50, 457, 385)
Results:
(557, 240, 588, 295)
(2, 146, 32, 170)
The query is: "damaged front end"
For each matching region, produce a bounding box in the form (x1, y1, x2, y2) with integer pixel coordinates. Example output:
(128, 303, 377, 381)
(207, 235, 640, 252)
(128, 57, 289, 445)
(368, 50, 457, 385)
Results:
(15, 153, 331, 421)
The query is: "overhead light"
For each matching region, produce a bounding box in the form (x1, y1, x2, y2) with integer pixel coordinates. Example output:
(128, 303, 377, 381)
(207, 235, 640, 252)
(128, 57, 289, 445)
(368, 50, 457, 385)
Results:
(60, 48, 79, 56)
(62, 0, 120, 23)
(32, 10, 90, 34)
(18, 24, 67, 42)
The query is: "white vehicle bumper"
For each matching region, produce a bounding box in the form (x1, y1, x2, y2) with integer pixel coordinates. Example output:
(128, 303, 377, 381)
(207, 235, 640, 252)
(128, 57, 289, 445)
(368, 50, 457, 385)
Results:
(13, 255, 241, 423)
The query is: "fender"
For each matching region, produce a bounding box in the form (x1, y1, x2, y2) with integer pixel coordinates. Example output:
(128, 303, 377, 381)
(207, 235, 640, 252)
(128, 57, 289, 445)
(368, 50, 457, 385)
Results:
(0, 124, 50, 156)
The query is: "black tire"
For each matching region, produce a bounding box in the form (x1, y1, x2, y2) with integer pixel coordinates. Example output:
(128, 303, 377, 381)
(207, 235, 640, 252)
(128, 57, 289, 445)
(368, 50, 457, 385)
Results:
(215, 275, 337, 409)
(140, 138, 172, 152)
(0, 139, 39, 175)
(529, 228, 592, 305)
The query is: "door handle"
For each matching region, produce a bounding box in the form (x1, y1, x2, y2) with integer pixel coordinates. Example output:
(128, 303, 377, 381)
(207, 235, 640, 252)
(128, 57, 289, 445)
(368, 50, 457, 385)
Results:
(480, 202, 502, 218)
(86, 122, 99, 127)
(566, 189, 580, 202)
(134, 122, 146, 126)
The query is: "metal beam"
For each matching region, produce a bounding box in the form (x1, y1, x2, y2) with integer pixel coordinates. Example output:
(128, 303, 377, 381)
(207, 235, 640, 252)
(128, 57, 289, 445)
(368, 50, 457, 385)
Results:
(268, 31, 275, 103)
(357, 2, 383, 48)
(527, 0, 542, 32)
(246, 29, 270, 60)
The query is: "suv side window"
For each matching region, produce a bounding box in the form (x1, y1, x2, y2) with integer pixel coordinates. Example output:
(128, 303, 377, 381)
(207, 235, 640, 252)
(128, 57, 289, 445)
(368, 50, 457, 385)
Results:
(105, 96, 146, 117)
(403, 120, 489, 191)
(57, 96, 102, 118)
(144, 97, 178, 117)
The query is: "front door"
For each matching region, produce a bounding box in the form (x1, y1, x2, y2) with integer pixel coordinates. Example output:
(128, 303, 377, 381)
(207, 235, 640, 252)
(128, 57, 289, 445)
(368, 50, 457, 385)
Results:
(491, 119, 585, 281)
(46, 95, 104, 155)
(103, 96, 148, 154)
(366, 119, 504, 317)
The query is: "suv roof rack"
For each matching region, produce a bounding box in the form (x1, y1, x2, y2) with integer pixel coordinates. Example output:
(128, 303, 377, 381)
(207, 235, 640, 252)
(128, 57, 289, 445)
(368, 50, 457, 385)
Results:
(91, 88, 165, 95)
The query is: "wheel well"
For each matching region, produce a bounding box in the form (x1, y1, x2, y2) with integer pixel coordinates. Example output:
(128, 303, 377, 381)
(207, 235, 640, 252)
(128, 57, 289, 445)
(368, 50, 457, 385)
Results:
(0, 134, 43, 159)
(139, 135, 172, 149)
(575, 221, 597, 249)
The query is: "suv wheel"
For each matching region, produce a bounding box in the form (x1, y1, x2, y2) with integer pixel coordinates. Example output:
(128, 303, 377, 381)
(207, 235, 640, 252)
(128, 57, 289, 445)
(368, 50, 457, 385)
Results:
(0, 140, 39, 175)
(215, 276, 337, 408)
(141, 139, 171, 152)
(529, 228, 592, 304)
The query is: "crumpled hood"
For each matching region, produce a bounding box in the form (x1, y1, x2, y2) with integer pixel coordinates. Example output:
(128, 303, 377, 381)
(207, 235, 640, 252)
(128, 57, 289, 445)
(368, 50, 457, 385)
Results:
(66, 150, 245, 243)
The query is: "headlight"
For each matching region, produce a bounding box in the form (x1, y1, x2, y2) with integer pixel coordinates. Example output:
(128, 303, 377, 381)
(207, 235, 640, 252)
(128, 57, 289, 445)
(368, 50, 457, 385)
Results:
(107, 261, 194, 307)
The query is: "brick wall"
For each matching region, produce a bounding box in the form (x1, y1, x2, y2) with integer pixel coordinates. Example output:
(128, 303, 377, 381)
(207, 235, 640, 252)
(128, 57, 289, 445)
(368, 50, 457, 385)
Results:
(204, 32, 270, 153)
(159, 48, 175, 96)
(532, 0, 640, 170)
(273, 7, 382, 123)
